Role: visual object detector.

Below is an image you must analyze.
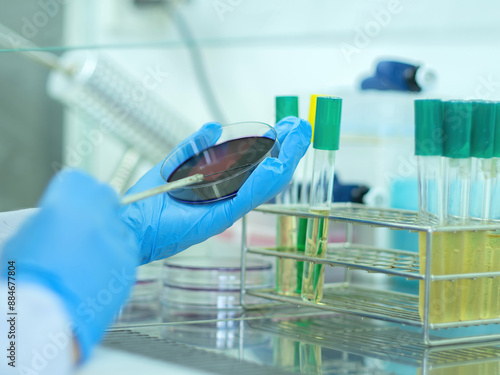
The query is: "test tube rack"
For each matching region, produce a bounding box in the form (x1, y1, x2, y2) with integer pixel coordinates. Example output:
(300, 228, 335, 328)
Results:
(239, 203, 500, 346)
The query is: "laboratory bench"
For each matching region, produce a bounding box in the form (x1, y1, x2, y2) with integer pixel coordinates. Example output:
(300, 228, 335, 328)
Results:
(89, 306, 500, 375)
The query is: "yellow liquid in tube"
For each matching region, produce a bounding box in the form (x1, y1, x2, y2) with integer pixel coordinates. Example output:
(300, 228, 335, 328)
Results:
(301, 209, 329, 303)
(419, 230, 499, 323)
(276, 215, 298, 296)
(419, 232, 446, 323)
(461, 231, 486, 321)
(485, 231, 500, 319)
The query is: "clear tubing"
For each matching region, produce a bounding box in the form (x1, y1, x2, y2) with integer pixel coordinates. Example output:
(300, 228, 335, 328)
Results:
(301, 148, 335, 303)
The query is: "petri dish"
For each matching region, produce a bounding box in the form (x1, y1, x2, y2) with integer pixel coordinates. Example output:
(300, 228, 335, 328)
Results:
(161, 257, 272, 324)
(161, 121, 280, 203)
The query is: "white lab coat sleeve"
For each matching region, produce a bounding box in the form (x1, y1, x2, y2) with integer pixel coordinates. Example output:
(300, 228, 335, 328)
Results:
(1, 210, 75, 374)
(0, 283, 75, 375)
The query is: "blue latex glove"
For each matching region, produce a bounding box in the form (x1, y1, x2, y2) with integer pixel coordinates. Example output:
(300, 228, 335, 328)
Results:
(122, 116, 312, 264)
(0, 170, 138, 362)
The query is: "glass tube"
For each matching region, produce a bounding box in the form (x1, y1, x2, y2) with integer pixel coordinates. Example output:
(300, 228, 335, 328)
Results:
(301, 148, 335, 303)
(418, 155, 445, 223)
(486, 157, 500, 319)
(445, 157, 471, 223)
(441, 157, 471, 322)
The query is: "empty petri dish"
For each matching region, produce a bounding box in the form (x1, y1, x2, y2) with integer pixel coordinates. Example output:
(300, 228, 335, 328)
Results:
(161, 121, 280, 203)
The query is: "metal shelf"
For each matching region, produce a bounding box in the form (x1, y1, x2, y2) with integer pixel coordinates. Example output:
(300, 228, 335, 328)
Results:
(248, 244, 422, 279)
(247, 284, 422, 327)
(248, 244, 500, 281)
(242, 205, 500, 346)
(247, 284, 500, 332)
(255, 203, 500, 232)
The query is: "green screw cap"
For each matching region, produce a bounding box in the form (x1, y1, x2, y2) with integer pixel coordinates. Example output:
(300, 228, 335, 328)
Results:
(313, 96, 342, 151)
(415, 99, 443, 156)
(494, 102, 500, 157)
(443, 101, 472, 158)
(275, 96, 298, 123)
(471, 101, 496, 158)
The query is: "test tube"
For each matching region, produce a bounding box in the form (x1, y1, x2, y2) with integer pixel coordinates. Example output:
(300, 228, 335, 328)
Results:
(301, 97, 342, 303)
(462, 101, 496, 321)
(296, 94, 323, 294)
(415, 99, 446, 322)
(486, 102, 500, 319)
(443, 101, 473, 223)
(470, 101, 495, 220)
(415, 99, 444, 222)
(491, 102, 500, 221)
(442, 100, 472, 323)
(275, 96, 299, 296)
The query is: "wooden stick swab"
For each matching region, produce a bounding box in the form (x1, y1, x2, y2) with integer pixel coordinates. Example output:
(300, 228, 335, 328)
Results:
(121, 174, 204, 205)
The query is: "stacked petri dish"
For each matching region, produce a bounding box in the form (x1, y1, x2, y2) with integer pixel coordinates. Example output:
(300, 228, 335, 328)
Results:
(160, 257, 272, 349)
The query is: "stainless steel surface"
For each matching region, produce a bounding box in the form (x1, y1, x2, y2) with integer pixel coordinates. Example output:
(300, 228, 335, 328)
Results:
(112, 309, 500, 375)
(104, 329, 293, 375)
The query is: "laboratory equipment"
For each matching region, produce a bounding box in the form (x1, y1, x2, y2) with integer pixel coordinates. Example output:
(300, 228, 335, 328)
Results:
(161, 257, 272, 324)
(162, 121, 279, 203)
(461, 101, 496, 322)
(415, 99, 444, 221)
(122, 118, 310, 265)
(238, 98, 500, 345)
(47, 50, 193, 164)
(430, 101, 472, 323)
(361, 60, 436, 92)
(489, 103, 500, 320)
(1, 23, 194, 189)
(301, 96, 342, 303)
(443, 100, 473, 223)
(294, 95, 323, 295)
(416, 99, 500, 324)
(470, 101, 496, 220)
(241, 203, 500, 346)
(275, 96, 299, 296)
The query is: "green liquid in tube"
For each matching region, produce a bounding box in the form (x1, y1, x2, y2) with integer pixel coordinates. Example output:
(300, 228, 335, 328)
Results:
(302, 210, 329, 303)
(296, 217, 308, 294)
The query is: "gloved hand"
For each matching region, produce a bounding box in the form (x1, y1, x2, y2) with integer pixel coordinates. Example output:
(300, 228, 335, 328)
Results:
(0, 170, 138, 363)
(121, 116, 312, 264)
